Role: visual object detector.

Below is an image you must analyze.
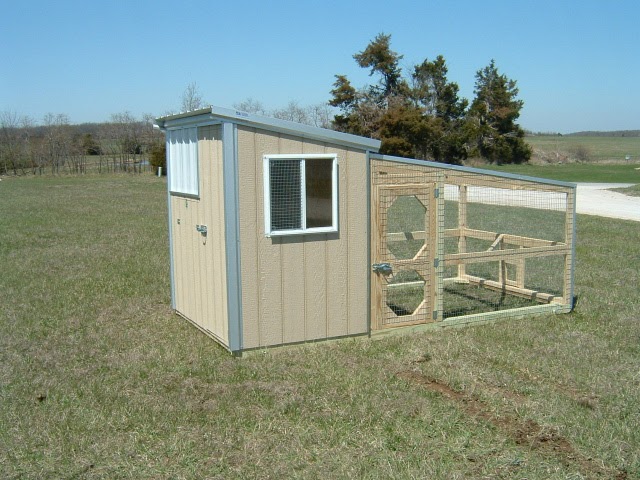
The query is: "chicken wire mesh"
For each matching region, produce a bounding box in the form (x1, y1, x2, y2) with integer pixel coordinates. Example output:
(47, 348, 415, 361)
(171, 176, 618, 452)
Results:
(371, 157, 575, 329)
(442, 183, 569, 319)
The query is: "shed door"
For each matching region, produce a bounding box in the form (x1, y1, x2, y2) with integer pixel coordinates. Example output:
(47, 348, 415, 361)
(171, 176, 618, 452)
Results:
(371, 183, 438, 330)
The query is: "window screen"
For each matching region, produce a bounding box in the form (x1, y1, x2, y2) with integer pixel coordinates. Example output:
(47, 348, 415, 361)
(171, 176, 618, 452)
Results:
(168, 127, 198, 196)
(264, 154, 337, 236)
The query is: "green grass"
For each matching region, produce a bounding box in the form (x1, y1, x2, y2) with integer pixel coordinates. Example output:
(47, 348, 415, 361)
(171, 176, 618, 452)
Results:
(613, 183, 640, 197)
(481, 161, 640, 183)
(1, 174, 639, 478)
(526, 135, 640, 163)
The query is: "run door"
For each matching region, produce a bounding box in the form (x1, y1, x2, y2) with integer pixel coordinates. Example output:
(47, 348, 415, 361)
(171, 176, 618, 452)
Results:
(371, 176, 438, 330)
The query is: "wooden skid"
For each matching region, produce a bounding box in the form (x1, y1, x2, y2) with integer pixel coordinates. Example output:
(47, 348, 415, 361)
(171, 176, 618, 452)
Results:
(462, 275, 560, 304)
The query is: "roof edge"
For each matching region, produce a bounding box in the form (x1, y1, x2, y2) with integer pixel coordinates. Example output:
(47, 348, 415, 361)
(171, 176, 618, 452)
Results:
(370, 153, 577, 189)
(155, 105, 381, 152)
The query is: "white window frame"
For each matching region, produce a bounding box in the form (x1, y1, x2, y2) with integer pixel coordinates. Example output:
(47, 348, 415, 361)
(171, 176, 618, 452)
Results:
(263, 153, 338, 237)
(168, 127, 199, 197)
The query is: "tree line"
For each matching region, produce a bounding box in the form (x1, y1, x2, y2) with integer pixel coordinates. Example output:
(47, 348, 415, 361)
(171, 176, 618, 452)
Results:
(1, 35, 533, 176)
(0, 111, 164, 176)
(329, 34, 531, 164)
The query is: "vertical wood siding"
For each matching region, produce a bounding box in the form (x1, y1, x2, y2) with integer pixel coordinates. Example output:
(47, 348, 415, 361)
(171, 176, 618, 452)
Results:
(237, 127, 369, 349)
(170, 125, 229, 345)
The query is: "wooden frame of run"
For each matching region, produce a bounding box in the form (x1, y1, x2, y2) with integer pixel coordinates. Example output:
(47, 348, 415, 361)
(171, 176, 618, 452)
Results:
(369, 154, 576, 333)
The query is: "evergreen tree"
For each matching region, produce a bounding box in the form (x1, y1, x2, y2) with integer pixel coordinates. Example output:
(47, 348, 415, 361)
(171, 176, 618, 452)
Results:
(329, 35, 469, 164)
(467, 60, 531, 164)
(411, 55, 468, 163)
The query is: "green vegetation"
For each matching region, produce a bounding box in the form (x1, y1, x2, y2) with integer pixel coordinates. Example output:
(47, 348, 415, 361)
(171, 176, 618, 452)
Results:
(612, 183, 640, 197)
(526, 134, 640, 163)
(330, 34, 529, 164)
(1, 175, 639, 478)
(481, 161, 640, 183)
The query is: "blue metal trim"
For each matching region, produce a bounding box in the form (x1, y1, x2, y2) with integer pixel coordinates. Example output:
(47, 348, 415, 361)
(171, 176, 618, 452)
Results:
(369, 153, 577, 189)
(165, 136, 177, 310)
(156, 106, 381, 152)
(223, 122, 243, 352)
(366, 151, 373, 334)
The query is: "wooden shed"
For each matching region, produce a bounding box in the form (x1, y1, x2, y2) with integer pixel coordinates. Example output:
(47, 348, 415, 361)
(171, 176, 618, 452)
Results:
(155, 107, 576, 355)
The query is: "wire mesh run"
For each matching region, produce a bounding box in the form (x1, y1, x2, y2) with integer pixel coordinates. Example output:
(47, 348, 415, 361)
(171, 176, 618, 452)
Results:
(443, 183, 570, 319)
(371, 157, 575, 330)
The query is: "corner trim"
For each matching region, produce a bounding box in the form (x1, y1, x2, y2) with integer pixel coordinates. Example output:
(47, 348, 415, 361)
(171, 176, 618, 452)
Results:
(223, 122, 243, 352)
(166, 136, 177, 310)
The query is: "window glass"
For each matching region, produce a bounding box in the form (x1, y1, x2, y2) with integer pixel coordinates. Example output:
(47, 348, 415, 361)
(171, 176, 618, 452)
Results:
(264, 154, 337, 236)
(305, 158, 333, 228)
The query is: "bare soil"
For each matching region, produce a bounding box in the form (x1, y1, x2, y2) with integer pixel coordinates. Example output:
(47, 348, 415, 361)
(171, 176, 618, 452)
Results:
(397, 370, 626, 479)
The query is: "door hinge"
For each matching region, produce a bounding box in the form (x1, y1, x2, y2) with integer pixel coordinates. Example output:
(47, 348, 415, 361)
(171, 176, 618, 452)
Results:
(433, 310, 439, 320)
(433, 258, 440, 268)
(434, 188, 440, 198)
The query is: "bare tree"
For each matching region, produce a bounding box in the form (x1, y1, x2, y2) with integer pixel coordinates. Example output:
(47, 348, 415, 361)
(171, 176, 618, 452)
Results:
(43, 113, 71, 174)
(0, 111, 21, 175)
(109, 112, 142, 172)
(272, 100, 310, 124)
(233, 98, 268, 115)
(307, 103, 333, 129)
(181, 82, 205, 112)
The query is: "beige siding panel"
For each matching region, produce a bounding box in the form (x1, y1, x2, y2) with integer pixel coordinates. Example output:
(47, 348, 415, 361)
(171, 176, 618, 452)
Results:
(279, 136, 324, 343)
(171, 125, 228, 346)
(237, 127, 260, 349)
(279, 235, 306, 343)
(236, 127, 371, 349)
(278, 135, 307, 343)
(254, 130, 284, 347)
(324, 146, 349, 338)
(346, 149, 369, 335)
(303, 236, 328, 339)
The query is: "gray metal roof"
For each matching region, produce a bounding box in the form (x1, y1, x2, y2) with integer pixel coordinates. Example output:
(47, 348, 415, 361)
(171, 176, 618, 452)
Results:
(155, 106, 381, 152)
(370, 153, 577, 189)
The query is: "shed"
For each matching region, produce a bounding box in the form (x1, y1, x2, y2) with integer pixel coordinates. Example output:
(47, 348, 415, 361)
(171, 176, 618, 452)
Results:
(155, 107, 576, 355)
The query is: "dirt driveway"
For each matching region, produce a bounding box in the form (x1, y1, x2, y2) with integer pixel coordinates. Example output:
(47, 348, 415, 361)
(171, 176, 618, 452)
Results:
(576, 183, 640, 221)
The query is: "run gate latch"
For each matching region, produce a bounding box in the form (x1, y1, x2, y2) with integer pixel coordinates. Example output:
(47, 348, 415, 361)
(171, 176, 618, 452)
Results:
(372, 263, 393, 275)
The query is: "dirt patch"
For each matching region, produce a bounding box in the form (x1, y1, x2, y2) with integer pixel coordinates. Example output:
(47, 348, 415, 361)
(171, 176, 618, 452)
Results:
(397, 370, 624, 479)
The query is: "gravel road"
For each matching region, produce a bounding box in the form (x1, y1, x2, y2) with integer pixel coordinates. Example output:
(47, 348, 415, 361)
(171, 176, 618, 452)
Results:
(576, 183, 640, 222)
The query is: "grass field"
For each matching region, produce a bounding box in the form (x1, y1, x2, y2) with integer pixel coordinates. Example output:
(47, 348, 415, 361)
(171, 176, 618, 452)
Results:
(1, 174, 639, 479)
(481, 161, 640, 183)
(525, 135, 640, 163)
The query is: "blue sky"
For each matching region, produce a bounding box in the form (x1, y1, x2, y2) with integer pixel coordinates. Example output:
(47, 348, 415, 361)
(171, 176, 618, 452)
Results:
(1, 0, 638, 133)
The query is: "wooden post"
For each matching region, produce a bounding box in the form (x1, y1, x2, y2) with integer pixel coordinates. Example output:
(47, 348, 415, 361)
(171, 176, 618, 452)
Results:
(563, 188, 576, 308)
(458, 185, 468, 279)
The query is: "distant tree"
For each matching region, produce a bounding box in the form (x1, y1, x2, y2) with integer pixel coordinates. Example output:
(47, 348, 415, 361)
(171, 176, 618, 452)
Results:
(82, 133, 101, 155)
(329, 34, 468, 163)
(234, 98, 333, 129)
(233, 98, 268, 115)
(149, 142, 166, 174)
(181, 82, 205, 112)
(42, 113, 72, 174)
(272, 100, 309, 124)
(410, 55, 469, 162)
(354, 33, 407, 99)
(466, 60, 531, 164)
(0, 111, 21, 174)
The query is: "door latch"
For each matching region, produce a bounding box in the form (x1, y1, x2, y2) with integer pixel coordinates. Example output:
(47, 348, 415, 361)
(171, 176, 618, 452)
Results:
(196, 224, 208, 236)
(372, 263, 393, 275)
